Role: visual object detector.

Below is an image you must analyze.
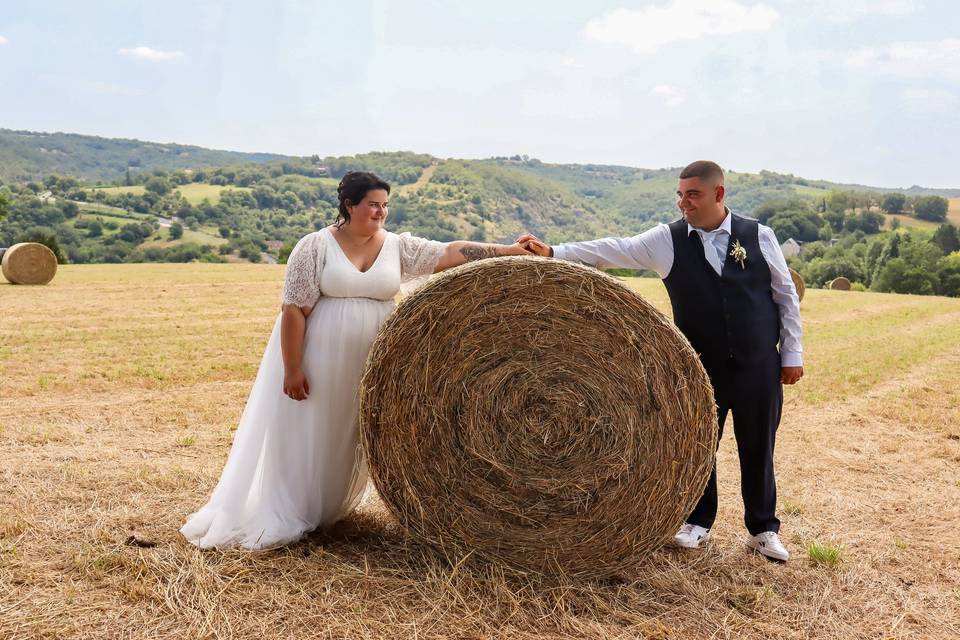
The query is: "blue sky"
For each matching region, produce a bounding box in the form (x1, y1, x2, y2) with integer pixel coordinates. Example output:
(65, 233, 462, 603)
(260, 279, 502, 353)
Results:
(1, 0, 957, 187)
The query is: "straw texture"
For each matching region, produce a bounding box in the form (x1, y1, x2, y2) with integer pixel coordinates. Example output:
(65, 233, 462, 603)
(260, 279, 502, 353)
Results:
(360, 257, 716, 577)
(829, 277, 851, 291)
(1, 242, 58, 285)
(790, 268, 806, 302)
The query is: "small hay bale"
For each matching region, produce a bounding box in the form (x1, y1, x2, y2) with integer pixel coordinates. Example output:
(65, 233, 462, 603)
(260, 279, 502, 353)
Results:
(1, 242, 58, 285)
(789, 268, 806, 302)
(360, 257, 717, 577)
(829, 277, 851, 291)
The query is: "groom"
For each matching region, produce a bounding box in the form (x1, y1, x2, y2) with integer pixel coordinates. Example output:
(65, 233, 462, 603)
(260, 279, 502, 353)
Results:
(518, 160, 803, 562)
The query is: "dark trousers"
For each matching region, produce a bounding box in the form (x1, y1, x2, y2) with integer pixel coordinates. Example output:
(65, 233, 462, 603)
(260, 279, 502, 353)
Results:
(686, 354, 783, 535)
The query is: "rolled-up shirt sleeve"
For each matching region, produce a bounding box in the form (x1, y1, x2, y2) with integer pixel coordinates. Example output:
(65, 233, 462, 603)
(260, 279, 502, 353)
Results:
(552, 224, 674, 278)
(758, 224, 804, 367)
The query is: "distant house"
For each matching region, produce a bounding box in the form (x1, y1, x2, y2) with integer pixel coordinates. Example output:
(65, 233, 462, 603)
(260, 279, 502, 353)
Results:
(780, 238, 802, 258)
(37, 190, 56, 204)
(265, 240, 285, 252)
(314, 165, 329, 176)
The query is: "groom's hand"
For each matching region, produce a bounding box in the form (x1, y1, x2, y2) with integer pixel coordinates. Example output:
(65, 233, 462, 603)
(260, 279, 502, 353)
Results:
(516, 233, 553, 257)
(781, 366, 803, 385)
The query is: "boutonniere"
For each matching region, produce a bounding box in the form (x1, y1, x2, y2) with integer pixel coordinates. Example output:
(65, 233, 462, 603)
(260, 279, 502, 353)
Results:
(729, 239, 747, 269)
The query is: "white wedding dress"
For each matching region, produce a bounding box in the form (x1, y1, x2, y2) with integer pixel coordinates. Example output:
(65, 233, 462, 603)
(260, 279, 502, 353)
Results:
(181, 227, 445, 550)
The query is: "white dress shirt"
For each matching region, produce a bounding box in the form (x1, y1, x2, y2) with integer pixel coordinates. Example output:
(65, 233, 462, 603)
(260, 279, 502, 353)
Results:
(553, 211, 803, 367)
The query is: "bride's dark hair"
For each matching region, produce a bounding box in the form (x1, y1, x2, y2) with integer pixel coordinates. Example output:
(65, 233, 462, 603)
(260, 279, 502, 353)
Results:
(335, 171, 391, 228)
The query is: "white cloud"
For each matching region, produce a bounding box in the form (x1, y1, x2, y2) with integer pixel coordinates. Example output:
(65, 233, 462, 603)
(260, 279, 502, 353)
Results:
(0, 36, 8, 45)
(582, 1, 778, 54)
(651, 84, 686, 106)
(118, 46, 185, 61)
(797, 0, 923, 23)
(843, 38, 960, 80)
(901, 87, 960, 113)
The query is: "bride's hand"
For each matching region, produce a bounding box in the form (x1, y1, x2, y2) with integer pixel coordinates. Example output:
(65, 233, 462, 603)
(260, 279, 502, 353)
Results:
(505, 241, 535, 256)
(283, 368, 310, 401)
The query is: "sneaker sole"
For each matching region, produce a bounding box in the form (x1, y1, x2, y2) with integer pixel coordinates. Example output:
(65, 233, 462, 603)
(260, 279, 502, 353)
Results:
(673, 537, 710, 549)
(747, 543, 788, 563)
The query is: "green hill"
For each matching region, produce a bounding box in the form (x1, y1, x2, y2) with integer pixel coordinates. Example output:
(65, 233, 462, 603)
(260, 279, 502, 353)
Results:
(2, 131, 959, 274)
(0, 129, 285, 183)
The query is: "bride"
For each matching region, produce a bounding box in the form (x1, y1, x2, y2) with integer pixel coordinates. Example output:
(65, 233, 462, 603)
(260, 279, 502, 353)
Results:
(181, 170, 531, 550)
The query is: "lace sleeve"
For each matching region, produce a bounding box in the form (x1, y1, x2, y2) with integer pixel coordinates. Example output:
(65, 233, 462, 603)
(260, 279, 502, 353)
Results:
(398, 232, 447, 280)
(281, 231, 325, 307)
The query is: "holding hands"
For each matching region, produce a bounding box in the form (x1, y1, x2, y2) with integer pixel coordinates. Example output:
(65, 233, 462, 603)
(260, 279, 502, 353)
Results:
(516, 233, 552, 257)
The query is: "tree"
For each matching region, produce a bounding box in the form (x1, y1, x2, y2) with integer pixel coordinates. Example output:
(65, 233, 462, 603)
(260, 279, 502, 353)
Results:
(898, 234, 943, 273)
(754, 198, 811, 224)
(881, 193, 907, 214)
(874, 258, 938, 295)
(768, 211, 822, 242)
(169, 222, 184, 239)
(913, 196, 949, 222)
(868, 233, 901, 284)
(60, 200, 80, 218)
(827, 191, 851, 214)
(823, 208, 845, 233)
(16, 227, 67, 263)
(0, 190, 9, 221)
(936, 252, 960, 297)
(87, 220, 103, 238)
(144, 176, 172, 196)
(843, 211, 884, 234)
(932, 224, 960, 255)
(802, 256, 864, 287)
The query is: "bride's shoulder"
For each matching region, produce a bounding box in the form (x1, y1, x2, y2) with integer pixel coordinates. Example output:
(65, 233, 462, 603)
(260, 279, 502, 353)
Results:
(299, 228, 331, 245)
(287, 229, 329, 262)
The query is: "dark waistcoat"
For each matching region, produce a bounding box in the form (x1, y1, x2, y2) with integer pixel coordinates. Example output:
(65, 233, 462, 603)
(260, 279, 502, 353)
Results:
(662, 214, 781, 375)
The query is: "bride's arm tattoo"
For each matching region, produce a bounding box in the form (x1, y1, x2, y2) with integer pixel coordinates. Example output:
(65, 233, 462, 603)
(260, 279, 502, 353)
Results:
(459, 245, 499, 262)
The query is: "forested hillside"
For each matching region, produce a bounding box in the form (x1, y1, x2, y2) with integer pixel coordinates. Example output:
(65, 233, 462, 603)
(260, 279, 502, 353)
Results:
(0, 129, 284, 183)
(2, 130, 959, 297)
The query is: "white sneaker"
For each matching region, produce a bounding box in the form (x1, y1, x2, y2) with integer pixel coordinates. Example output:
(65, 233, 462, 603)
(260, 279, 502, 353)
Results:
(673, 523, 711, 548)
(747, 531, 790, 562)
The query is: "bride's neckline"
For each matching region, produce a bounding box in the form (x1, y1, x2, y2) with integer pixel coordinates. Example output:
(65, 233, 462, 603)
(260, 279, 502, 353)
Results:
(327, 227, 389, 274)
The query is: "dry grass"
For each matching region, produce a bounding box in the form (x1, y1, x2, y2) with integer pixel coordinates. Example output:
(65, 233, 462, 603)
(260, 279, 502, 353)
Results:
(91, 184, 251, 205)
(882, 213, 939, 230)
(140, 226, 229, 249)
(2, 265, 960, 638)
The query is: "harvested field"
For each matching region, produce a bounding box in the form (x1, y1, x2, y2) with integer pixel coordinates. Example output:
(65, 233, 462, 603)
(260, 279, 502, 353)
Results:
(2, 264, 959, 639)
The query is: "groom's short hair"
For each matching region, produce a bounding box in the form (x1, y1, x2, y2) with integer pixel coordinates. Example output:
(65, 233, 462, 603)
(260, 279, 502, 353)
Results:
(679, 160, 724, 184)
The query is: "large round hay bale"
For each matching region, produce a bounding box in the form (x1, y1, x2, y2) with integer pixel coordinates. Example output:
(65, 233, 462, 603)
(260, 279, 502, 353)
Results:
(1, 243, 58, 285)
(789, 268, 806, 302)
(360, 257, 717, 577)
(829, 276, 851, 291)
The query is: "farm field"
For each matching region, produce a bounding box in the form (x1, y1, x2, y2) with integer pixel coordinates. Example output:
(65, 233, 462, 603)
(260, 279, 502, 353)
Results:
(1, 264, 959, 639)
(882, 212, 940, 230)
(140, 225, 228, 248)
(91, 183, 251, 205)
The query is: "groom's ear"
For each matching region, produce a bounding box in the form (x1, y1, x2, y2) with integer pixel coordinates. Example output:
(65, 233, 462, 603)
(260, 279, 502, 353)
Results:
(714, 184, 725, 203)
